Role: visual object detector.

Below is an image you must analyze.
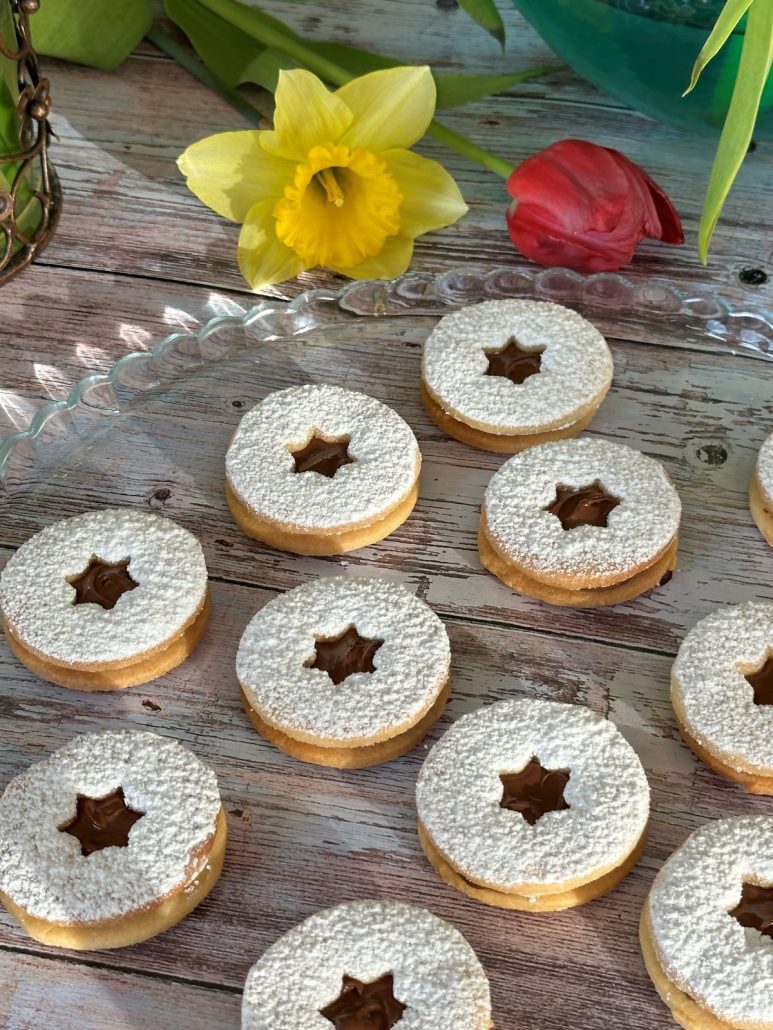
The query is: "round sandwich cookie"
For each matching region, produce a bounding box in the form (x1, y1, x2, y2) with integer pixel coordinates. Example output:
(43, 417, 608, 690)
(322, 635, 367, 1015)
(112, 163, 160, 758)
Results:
(642, 816, 773, 1030)
(415, 698, 650, 911)
(672, 601, 773, 794)
(750, 431, 773, 546)
(225, 384, 421, 555)
(0, 730, 226, 951)
(241, 899, 492, 1029)
(237, 577, 451, 768)
(0, 508, 209, 690)
(479, 436, 681, 607)
(421, 299, 613, 452)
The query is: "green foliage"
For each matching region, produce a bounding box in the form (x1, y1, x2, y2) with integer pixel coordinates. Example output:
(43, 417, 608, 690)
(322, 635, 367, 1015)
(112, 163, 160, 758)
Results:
(456, 0, 506, 48)
(31, 0, 152, 71)
(684, 0, 753, 94)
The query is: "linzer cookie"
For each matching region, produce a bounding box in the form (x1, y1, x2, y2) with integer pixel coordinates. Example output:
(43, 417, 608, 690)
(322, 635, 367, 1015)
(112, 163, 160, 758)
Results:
(672, 601, 773, 794)
(225, 384, 421, 555)
(750, 430, 773, 545)
(479, 437, 681, 607)
(237, 577, 451, 768)
(0, 730, 226, 950)
(241, 900, 492, 1029)
(416, 698, 650, 910)
(421, 300, 613, 452)
(642, 816, 773, 1030)
(0, 508, 209, 690)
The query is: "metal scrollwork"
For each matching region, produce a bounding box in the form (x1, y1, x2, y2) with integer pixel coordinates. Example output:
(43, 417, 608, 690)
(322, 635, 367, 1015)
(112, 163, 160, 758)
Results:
(0, 0, 60, 285)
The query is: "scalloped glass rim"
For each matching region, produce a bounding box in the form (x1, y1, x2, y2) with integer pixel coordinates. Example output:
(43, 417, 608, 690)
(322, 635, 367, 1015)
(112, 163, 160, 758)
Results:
(1, 265, 771, 491)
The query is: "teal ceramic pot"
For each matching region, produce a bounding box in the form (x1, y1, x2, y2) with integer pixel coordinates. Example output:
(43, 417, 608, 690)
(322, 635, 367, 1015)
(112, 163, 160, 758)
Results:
(512, 0, 773, 136)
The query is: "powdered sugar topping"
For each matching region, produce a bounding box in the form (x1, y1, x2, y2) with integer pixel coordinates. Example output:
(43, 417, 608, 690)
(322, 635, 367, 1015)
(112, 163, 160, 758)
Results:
(483, 437, 681, 583)
(226, 385, 420, 532)
(0, 730, 221, 923)
(648, 816, 773, 1026)
(673, 601, 773, 772)
(422, 300, 613, 433)
(757, 431, 773, 504)
(0, 509, 208, 665)
(416, 698, 649, 889)
(237, 577, 450, 745)
(241, 900, 491, 1030)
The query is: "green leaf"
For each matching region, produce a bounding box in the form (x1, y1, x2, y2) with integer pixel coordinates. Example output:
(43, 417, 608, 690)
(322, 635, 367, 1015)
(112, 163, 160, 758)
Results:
(457, 0, 506, 48)
(684, 0, 753, 94)
(31, 0, 152, 71)
(698, 0, 773, 260)
(165, 0, 274, 87)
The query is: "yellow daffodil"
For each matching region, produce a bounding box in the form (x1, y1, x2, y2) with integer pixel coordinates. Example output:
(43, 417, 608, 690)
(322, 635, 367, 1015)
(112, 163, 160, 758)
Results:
(177, 65, 468, 290)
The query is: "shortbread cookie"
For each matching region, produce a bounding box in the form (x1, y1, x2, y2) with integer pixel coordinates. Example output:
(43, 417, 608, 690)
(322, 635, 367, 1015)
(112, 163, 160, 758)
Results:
(0, 508, 209, 690)
(750, 431, 773, 545)
(237, 577, 451, 768)
(0, 730, 226, 950)
(479, 437, 681, 607)
(421, 300, 613, 452)
(416, 698, 649, 910)
(226, 385, 421, 555)
(241, 900, 492, 1029)
(672, 601, 773, 794)
(642, 816, 773, 1030)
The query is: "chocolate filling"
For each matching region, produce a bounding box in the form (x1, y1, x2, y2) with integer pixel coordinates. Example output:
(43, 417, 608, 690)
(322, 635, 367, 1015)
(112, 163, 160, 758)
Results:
(499, 758, 570, 825)
(320, 973, 406, 1029)
(307, 625, 383, 686)
(484, 337, 543, 385)
(746, 656, 773, 706)
(291, 434, 353, 478)
(59, 787, 144, 856)
(67, 556, 138, 610)
(730, 882, 773, 940)
(546, 481, 620, 530)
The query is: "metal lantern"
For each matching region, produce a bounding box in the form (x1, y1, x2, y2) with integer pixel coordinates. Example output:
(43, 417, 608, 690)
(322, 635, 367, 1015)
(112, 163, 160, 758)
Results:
(0, 0, 60, 285)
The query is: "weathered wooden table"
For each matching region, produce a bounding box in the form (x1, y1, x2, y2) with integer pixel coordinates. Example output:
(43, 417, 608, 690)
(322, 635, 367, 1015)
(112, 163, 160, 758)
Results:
(1, 3, 772, 1028)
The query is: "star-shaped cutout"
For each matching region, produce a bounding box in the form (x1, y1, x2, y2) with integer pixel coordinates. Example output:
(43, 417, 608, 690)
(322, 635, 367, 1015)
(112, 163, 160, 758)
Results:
(730, 882, 773, 940)
(59, 787, 144, 856)
(290, 434, 354, 478)
(67, 556, 138, 610)
(499, 757, 571, 826)
(307, 625, 383, 686)
(484, 336, 544, 385)
(545, 480, 620, 531)
(320, 973, 406, 1029)
(746, 655, 773, 706)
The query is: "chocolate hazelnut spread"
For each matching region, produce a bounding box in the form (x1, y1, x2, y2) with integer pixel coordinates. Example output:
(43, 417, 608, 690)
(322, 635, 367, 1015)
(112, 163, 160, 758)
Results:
(291, 435, 353, 477)
(746, 656, 773, 706)
(499, 758, 570, 825)
(67, 557, 137, 610)
(59, 787, 144, 856)
(308, 626, 383, 686)
(546, 481, 620, 530)
(730, 882, 773, 939)
(484, 337, 543, 385)
(320, 973, 406, 1029)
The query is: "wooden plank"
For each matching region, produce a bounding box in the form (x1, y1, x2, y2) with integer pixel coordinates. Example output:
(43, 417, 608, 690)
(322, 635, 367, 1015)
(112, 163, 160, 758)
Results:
(1, 569, 771, 1027)
(0, 950, 240, 1030)
(1, 329, 770, 655)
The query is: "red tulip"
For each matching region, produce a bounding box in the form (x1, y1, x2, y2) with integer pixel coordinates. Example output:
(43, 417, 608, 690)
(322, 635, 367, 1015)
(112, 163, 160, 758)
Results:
(505, 139, 683, 273)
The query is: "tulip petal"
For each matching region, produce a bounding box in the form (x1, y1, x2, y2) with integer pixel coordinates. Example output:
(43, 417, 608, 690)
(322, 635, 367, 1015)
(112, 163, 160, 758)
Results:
(611, 150, 684, 244)
(262, 69, 353, 161)
(330, 234, 414, 280)
(178, 131, 294, 223)
(384, 149, 468, 238)
(238, 198, 307, 290)
(337, 66, 436, 152)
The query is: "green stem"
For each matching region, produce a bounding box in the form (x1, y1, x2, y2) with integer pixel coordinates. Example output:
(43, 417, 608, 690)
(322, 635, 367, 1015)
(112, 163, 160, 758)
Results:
(193, 0, 513, 179)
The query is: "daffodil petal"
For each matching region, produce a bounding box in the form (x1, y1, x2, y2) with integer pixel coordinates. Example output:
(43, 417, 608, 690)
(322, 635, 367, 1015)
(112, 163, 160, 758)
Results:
(337, 66, 436, 152)
(330, 234, 414, 281)
(178, 131, 293, 223)
(383, 149, 468, 238)
(238, 198, 307, 290)
(262, 69, 353, 161)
